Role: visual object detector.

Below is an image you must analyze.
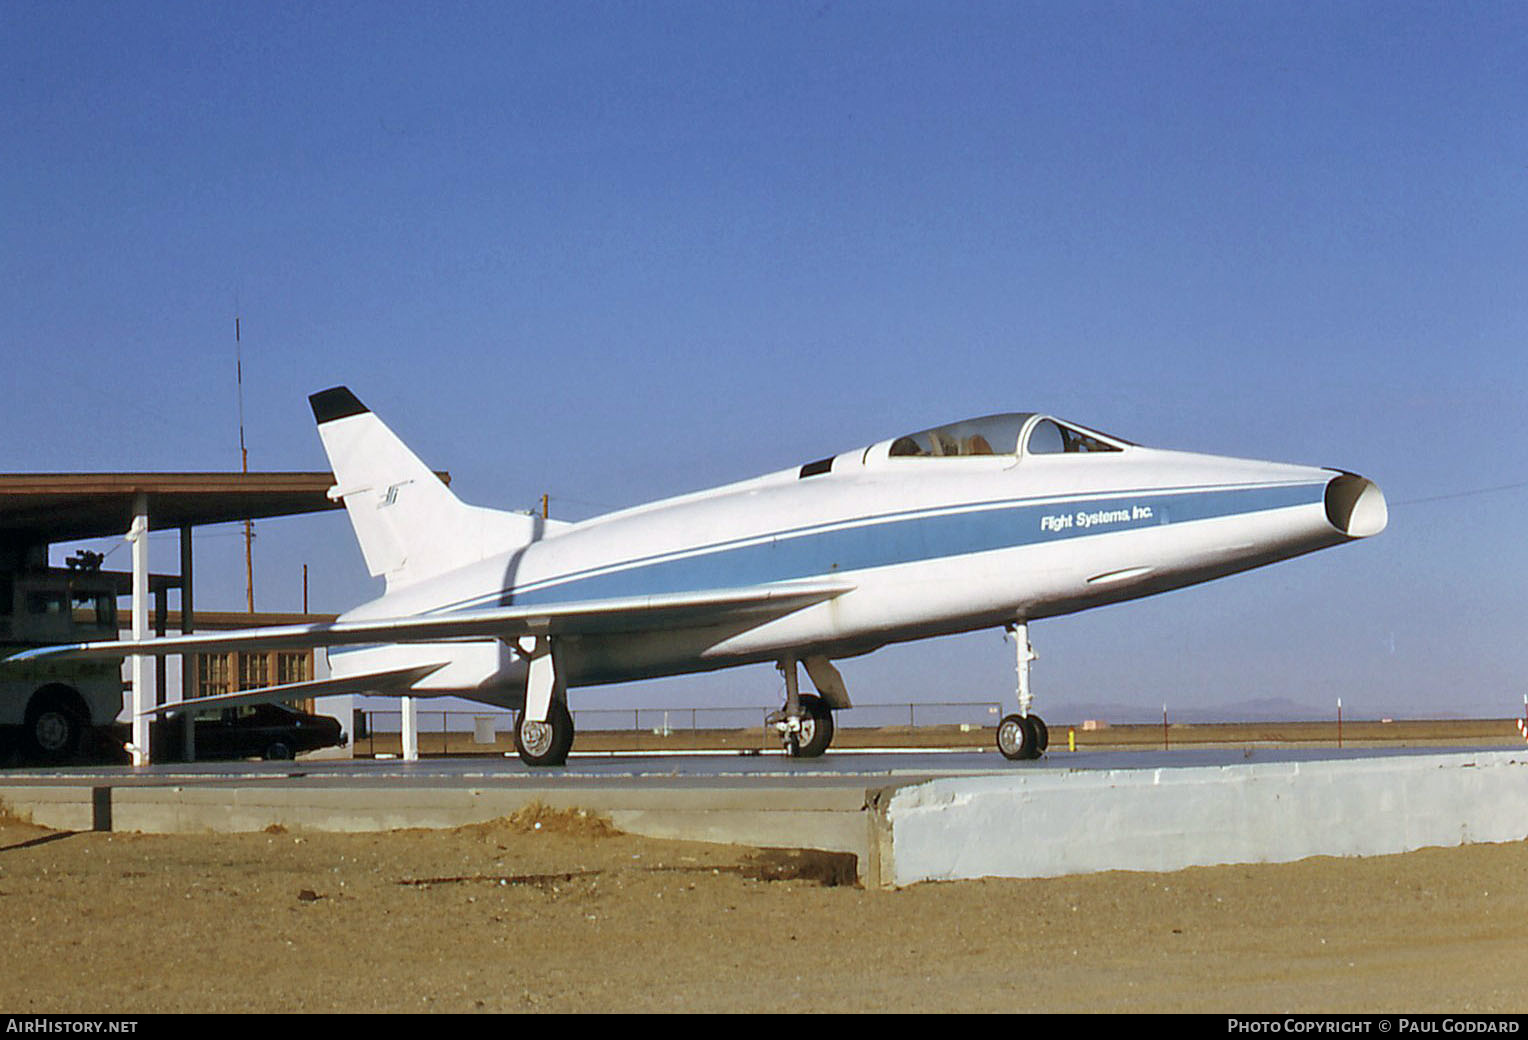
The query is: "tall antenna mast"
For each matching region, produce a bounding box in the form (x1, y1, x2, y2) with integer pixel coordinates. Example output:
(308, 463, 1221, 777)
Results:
(237, 314, 254, 613)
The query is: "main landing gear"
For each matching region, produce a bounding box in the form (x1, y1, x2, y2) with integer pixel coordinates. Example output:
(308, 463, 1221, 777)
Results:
(767, 656, 848, 758)
(997, 621, 1048, 762)
(513, 635, 575, 767)
(514, 700, 575, 767)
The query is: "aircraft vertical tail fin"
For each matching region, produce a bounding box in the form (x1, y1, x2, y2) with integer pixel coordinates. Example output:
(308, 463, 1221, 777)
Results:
(309, 387, 550, 588)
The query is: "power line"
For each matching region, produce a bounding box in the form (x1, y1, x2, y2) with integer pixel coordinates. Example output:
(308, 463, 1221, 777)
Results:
(1392, 480, 1528, 507)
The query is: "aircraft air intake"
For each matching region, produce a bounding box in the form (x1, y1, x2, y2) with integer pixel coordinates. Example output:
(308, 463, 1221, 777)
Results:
(1323, 472, 1388, 538)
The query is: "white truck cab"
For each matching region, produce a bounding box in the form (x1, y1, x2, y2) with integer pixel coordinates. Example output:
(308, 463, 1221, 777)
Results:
(0, 568, 125, 763)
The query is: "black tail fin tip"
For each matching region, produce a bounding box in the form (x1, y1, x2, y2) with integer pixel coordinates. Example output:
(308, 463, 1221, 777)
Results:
(309, 386, 370, 424)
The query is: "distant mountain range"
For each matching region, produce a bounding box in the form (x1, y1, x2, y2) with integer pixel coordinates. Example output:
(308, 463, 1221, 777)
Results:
(1046, 697, 1476, 725)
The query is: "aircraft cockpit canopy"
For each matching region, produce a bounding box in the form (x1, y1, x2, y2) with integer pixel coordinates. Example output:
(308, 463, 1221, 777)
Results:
(887, 414, 1128, 459)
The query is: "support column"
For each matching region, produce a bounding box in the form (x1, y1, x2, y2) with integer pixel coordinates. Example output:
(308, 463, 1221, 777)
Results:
(153, 585, 167, 708)
(128, 493, 151, 767)
(180, 525, 195, 762)
(401, 696, 419, 761)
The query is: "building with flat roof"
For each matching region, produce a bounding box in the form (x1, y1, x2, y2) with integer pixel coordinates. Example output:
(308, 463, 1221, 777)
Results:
(0, 471, 375, 764)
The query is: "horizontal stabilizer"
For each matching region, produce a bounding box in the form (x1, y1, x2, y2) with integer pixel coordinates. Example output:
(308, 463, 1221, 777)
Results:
(6, 579, 856, 664)
(137, 663, 447, 717)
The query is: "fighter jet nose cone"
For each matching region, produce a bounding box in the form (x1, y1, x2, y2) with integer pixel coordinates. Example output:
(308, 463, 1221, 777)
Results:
(1324, 473, 1387, 538)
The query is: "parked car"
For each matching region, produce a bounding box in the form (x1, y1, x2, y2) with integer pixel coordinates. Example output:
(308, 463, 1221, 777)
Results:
(149, 702, 346, 762)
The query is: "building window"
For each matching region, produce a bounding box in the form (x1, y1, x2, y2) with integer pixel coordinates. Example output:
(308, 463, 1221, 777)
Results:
(197, 650, 313, 700)
(198, 654, 232, 698)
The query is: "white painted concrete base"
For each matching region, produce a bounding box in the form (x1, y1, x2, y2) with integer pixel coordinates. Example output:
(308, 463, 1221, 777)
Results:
(5, 750, 1523, 889)
(884, 750, 1528, 886)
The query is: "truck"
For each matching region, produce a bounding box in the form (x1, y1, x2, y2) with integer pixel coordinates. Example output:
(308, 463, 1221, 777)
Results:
(0, 568, 127, 764)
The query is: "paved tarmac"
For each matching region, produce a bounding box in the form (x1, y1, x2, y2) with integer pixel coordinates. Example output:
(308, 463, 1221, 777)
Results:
(0, 741, 1509, 786)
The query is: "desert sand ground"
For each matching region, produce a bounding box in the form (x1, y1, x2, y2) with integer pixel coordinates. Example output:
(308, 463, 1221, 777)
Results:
(1, 801, 1525, 1014)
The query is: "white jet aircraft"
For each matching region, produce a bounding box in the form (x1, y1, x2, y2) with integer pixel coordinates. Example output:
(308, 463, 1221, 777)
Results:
(13, 387, 1387, 765)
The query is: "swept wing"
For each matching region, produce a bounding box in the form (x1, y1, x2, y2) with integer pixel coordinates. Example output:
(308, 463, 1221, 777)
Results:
(134, 663, 447, 716)
(6, 579, 856, 665)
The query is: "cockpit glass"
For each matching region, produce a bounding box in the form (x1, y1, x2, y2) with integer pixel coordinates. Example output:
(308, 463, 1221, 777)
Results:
(1026, 418, 1123, 455)
(889, 414, 1032, 458)
(888, 413, 1126, 459)
(1027, 419, 1066, 454)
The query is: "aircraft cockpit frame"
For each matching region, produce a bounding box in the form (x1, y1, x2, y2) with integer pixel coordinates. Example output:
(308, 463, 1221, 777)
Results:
(864, 413, 1131, 467)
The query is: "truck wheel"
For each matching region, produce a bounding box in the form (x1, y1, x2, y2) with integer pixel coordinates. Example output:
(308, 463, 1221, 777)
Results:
(25, 690, 83, 764)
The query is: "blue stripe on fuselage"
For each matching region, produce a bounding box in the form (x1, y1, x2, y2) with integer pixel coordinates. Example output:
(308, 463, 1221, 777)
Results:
(492, 482, 1325, 610)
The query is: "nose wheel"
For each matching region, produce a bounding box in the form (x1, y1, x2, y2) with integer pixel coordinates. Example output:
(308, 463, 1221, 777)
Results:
(997, 712, 1048, 760)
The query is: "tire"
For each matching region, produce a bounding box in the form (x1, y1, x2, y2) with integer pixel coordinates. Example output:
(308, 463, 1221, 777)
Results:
(785, 693, 834, 758)
(1029, 714, 1049, 753)
(514, 701, 575, 767)
(997, 713, 1041, 761)
(263, 742, 294, 761)
(24, 688, 84, 764)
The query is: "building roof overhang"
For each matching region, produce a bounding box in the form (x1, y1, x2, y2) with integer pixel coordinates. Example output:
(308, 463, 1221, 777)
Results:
(0, 472, 351, 545)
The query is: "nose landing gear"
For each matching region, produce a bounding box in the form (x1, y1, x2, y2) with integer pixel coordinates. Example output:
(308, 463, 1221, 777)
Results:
(998, 622, 1047, 761)
(997, 711, 1048, 760)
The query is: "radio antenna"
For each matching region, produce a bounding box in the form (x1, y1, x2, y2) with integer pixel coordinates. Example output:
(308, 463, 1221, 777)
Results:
(237, 313, 254, 613)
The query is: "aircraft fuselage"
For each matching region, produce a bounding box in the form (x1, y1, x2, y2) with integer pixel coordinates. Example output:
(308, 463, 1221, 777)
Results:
(331, 423, 1384, 702)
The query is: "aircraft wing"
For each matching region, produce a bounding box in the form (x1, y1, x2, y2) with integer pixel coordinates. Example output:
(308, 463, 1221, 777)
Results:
(135, 663, 448, 716)
(5, 579, 856, 664)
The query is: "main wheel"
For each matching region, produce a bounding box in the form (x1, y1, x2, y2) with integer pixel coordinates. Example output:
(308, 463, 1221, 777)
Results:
(25, 690, 83, 764)
(514, 701, 575, 767)
(997, 713, 1041, 761)
(784, 693, 834, 758)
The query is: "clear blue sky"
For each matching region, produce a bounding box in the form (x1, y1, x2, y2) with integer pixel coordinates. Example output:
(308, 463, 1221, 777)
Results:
(3, 2, 1525, 720)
